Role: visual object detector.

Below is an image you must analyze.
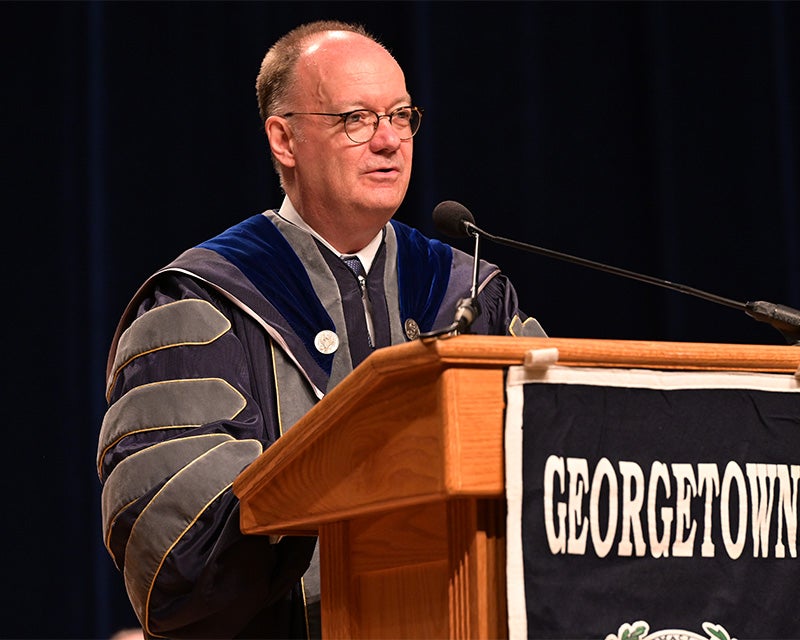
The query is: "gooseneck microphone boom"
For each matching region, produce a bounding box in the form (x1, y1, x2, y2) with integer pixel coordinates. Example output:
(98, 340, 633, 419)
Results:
(432, 200, 800, 345)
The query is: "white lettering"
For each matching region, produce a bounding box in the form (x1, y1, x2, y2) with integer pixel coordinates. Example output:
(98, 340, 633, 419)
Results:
(671, 463, 698, 557)
(589, 458, 618, 558)
(648, 461, 672, 558)
(567, 457, 589, 555)
(747, 463, 778, 558)
(543, 455, 567, 554)
(617, 461, 646, 557)
(720, 462, 747, 559)
(541, 457, 796, 560)
(775, 464, 799, 558)
(697, 463, 720, 557)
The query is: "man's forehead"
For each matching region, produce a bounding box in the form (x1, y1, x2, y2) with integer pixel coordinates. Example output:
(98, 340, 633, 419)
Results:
(292, 30, 407, 107)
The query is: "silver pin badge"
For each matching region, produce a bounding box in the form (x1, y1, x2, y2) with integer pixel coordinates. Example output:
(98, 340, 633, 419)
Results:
(314, 330, 339, 354)
(404, 318, 420, 340)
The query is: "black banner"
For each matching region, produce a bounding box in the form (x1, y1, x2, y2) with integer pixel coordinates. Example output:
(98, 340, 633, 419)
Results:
(505, 366, 800, 640)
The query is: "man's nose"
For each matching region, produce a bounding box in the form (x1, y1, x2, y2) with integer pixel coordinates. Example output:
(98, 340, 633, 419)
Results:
(369, 117, 402, 150)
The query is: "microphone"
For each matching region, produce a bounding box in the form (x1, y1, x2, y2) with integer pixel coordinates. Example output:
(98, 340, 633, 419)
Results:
(419, 201, 483, 338)
(432, 200, 475, 238)
(433, 200, 800, 345)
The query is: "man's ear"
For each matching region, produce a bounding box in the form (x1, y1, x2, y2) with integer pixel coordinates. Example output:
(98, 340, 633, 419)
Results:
(265, 116, 296, 169)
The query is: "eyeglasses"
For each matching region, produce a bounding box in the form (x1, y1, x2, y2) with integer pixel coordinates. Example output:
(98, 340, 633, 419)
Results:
(281, 106, 423, 144)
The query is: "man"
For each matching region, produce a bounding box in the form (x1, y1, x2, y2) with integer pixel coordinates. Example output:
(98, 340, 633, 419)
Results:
(97, 20, 544, 639)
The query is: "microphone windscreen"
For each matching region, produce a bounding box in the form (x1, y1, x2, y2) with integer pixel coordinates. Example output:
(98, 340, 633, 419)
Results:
(432, 200, 475, 238)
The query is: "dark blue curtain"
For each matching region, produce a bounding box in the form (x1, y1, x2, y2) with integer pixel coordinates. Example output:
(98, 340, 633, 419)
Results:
(4, 2, 798, 637)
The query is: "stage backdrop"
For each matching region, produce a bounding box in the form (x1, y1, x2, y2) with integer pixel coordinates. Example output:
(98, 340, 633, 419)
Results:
(3, 1, 800, 637)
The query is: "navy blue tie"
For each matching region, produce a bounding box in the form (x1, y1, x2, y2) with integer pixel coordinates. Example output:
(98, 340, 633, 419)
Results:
(342, 255, 365, 278)
(341, 255, 373, 347)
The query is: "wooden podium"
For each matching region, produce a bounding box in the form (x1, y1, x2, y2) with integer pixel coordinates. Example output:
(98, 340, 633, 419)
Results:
(232, 336, 800, 639)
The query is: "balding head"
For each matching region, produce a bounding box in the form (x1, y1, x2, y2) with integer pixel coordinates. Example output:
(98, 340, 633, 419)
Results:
(256, 21, 384, 125)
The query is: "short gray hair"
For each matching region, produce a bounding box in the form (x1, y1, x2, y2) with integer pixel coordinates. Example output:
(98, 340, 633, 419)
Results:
(255, 20, 379, 123)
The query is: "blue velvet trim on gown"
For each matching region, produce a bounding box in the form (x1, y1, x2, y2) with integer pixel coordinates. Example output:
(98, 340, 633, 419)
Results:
(391, 220, 452, 333)
(198, 215, 454, 375)
(199, 214, 336, 374)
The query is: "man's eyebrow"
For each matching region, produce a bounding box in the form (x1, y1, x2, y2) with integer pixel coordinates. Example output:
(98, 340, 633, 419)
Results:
(340, 96, 413, 112)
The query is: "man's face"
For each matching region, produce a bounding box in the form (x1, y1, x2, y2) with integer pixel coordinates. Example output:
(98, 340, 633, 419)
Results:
(285, 33, 414, 233)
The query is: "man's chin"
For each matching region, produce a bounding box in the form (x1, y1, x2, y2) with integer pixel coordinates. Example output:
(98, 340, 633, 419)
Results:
(358, 194, 407, 221)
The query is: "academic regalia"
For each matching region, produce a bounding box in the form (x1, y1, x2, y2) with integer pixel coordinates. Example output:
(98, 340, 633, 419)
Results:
(97, 210, 544, 639)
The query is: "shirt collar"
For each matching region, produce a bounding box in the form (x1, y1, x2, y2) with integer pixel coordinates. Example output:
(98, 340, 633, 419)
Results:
(274, 196, 384, 273)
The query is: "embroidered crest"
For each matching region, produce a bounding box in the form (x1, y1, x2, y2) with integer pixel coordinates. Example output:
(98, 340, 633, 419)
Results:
(605, 621, 736, 640)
